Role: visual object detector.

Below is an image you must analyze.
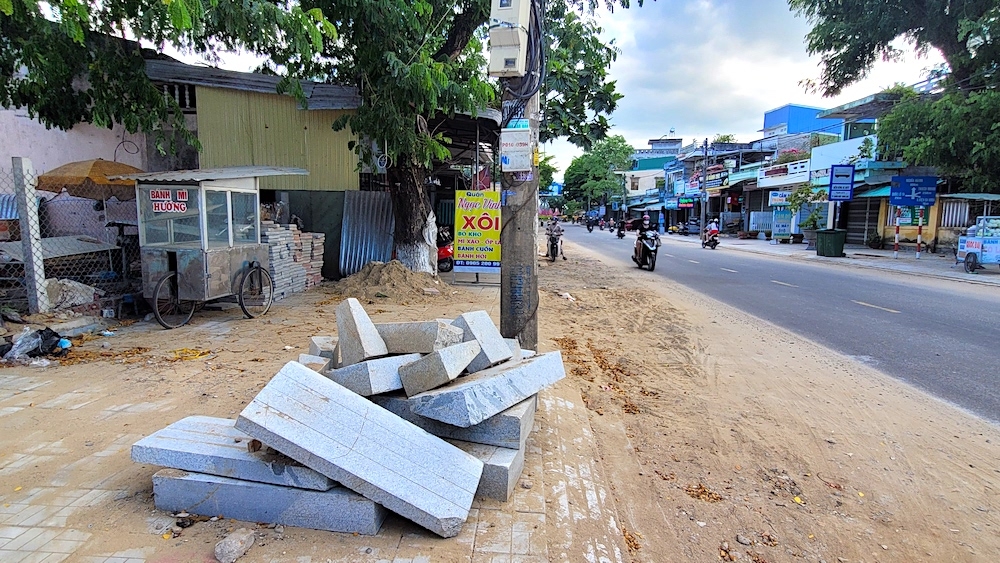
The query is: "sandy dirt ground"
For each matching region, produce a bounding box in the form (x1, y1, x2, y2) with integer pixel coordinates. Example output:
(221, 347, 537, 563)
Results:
(1, 239, 998, 563)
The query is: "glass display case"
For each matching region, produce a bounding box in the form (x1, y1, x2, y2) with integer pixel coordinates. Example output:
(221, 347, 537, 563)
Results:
(122, 167, 307, 328)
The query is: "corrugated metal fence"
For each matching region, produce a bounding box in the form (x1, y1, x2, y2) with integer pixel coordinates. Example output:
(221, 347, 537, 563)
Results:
(339, 191, 394, 277)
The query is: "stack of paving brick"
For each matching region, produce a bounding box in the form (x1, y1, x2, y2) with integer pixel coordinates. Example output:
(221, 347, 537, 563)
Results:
(301, 232, 325, 289)
(131, 298, 563, 540)
(260, 221, 324, 299)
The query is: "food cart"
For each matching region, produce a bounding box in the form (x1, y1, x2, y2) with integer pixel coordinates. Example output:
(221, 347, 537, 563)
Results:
(117, 167, 307, 328)
(957, 216, 1000, 274)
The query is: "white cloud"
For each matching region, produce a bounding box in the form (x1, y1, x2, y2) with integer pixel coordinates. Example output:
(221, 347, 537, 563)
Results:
(543, 0, 945, 181)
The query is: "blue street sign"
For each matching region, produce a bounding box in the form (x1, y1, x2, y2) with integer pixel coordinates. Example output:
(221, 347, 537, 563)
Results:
(890, 176, 938, 207)
(828, 164, 855, 201)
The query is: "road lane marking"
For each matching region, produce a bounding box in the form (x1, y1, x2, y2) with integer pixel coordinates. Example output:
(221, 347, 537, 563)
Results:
(852, 300, 900, 314)
(688, 260, 700, 264)
(771, 280, 798, 288)
(662, 253, 674, 257)
(720, 268, 738, 273)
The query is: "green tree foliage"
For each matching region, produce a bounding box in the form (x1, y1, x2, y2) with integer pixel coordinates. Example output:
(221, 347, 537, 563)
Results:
(538, 154, 559, 194)
(0, 0, 335, 151)
(790, 0, 1000, 192)
(302, 0, 631, 270)
(712, 134, 736, 143)
(541, 0, 623, 150)
(878, 90, 1000, 193)
(562, 135, 633, 207)
(789, 0, 997, 96)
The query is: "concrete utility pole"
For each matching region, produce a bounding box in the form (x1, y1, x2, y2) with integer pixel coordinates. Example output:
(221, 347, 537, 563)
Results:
(700, 139, 708, 242)
(500, 88, 539, 350)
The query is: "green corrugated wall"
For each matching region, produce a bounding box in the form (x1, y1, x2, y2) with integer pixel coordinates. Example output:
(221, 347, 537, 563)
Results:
(196, 87, 360, 192)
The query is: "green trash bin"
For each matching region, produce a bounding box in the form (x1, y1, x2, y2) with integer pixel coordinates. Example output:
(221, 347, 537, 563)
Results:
(816, 229, 847, 257)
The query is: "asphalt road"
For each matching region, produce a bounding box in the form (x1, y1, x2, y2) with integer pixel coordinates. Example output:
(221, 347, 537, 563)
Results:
(569, 224, 1000, 424)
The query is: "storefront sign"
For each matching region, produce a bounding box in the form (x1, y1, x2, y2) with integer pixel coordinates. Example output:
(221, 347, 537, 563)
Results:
(454, 191, 502, 274)
(768, 191, 792, 206)
(152, 201, 188, 213)
(149, 188, 189, 212)
(678, 197, 695, 208)
(772, 208, 792, 239)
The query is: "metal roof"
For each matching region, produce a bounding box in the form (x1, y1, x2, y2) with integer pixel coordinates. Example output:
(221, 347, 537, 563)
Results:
(817, 93, 902, 120)
(144, 60, 361, 110)
(941, 193, 1000, 201)
(110, 166, 309, 183)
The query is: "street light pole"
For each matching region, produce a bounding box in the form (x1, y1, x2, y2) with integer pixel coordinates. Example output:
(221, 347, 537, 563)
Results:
(700, 139, 708, 242)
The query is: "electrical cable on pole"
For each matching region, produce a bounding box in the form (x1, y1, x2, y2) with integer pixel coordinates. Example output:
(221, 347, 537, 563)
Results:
(700, 139, 708, 243)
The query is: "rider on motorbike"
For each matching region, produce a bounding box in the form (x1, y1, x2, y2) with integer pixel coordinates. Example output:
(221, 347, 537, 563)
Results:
(705, 218, 720, 239)
(546, 217, 567, 260)
(633, 215, 655, 259)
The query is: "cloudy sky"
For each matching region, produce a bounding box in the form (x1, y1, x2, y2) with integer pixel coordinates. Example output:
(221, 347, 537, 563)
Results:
(543, 0, 945, 181)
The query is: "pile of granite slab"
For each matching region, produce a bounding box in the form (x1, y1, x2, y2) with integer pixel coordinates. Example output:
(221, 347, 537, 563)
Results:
(131, 298, 564, 539)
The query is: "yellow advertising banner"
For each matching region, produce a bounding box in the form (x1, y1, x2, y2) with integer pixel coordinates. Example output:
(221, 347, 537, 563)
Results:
(453, 190, 502, 273)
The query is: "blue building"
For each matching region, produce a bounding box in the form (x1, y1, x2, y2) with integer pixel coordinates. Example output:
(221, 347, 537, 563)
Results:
(761, 104, 843, 138)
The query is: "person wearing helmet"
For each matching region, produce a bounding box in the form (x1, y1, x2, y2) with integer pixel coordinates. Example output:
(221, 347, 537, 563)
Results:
(545, 217, 566, 259)
(634, 214, 654, 258)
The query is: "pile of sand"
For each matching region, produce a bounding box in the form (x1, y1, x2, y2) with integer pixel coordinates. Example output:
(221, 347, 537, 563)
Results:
(331, 260, 454, 302)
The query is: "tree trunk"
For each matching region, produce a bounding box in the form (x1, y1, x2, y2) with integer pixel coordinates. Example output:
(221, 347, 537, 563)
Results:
(388, 161, 436, 273)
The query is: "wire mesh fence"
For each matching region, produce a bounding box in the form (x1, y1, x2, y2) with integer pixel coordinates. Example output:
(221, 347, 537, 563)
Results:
(0, 164, 142, 316)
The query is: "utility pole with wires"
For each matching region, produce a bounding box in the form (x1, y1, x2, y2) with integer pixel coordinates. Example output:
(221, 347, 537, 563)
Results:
(489, 0, 546, 350)
(700, 139, 708, 242)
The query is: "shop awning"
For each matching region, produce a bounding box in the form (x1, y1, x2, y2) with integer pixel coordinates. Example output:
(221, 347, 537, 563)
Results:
(855, 185, 891, 198)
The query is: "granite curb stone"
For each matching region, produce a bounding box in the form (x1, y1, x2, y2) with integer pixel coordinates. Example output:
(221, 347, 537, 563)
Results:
(408, 351, 565, 427)
(324, 353, 422, 396)
(375, 320, 464, 354)
(399, 341, 481, 397)
(153, 469, 387, 535)
(447, 439, 526, 501)
(131, 415, 335, 491)
(370, 395, 536, 450)
(235, 361, 484, 538)
(335, 298, 388, 366)
(451, 311, 513, 373)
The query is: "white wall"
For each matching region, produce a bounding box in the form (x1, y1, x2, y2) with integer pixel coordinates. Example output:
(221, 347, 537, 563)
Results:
(810, 135, 876, 173)
(0, 108, 145, 174)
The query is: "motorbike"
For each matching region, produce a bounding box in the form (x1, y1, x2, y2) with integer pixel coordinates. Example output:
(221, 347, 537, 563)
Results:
(616, 223, 626, 239)
(599, 220, 606, 231)
(547, 234, 562, 262)
(586, 220, 594, 233)
(632, 230, 660, 271)
(436, 228, 454, 272)
(702, 232, 720, 250)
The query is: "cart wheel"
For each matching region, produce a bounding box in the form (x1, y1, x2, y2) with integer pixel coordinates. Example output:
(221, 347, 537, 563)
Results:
(238, 265, 274, 318)
(152, 272, 196, 329)
(964, 252, 979, 274)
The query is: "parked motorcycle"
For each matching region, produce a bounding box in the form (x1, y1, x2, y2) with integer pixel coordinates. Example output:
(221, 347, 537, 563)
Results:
(632, 230, 660, 271)
(437, 228, 455, 272)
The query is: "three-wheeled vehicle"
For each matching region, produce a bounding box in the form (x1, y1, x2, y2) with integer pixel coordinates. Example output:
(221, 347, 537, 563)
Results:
(119, 167, 307, 328)
(957, 216, 1000, 274)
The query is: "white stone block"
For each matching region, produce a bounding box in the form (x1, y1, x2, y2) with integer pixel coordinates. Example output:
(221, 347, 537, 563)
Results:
(324, 353, 421, 396)
(335, 298, 388, 366)
(375, 321, 464, 354)
(451, 311, 513, 373)
(399, 341, 481, 397)
(235, 361, 484, 538)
